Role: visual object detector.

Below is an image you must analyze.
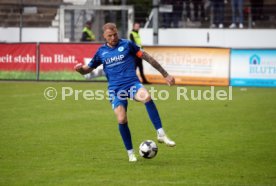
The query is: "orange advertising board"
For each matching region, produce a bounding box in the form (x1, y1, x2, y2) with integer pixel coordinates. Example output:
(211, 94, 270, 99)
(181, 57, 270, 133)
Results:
(142, 47, 230, 86)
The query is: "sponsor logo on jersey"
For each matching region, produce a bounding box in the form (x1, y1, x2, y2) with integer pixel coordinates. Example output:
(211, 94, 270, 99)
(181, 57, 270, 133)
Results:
(104, 54, 124, 65)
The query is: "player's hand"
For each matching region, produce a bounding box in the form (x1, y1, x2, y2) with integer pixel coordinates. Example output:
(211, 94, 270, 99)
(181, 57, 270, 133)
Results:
(165, 75, 175, 86)
(74, 63, 83, 72)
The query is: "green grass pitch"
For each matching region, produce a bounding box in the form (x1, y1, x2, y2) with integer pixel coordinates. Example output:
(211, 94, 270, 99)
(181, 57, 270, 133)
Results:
(0, 71, 107, 81)
(0, 81, 275, 186)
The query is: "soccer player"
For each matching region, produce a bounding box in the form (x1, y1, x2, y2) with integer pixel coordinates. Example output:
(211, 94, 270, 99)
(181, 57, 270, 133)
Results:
(74, 23, 176, 162)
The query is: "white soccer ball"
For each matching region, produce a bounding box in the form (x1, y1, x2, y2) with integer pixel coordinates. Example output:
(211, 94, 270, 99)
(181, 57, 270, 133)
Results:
(139, 140, 158, 159)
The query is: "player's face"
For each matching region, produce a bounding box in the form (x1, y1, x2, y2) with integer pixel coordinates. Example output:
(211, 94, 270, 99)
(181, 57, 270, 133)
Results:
(103, 28, 119, 47)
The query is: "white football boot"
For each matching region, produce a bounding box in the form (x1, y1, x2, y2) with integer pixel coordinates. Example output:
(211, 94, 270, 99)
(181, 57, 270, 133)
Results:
(157, 135, 176, 147)
(128, 153, 137, 162)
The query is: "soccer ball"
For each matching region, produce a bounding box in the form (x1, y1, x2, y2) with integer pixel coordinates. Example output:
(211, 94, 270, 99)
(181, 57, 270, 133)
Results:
(139, 140, 158, 159)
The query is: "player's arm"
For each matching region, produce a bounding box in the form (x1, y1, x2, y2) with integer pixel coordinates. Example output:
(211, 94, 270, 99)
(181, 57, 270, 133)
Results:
(140, 51, 175, 86)
(74, 63, 93, 75)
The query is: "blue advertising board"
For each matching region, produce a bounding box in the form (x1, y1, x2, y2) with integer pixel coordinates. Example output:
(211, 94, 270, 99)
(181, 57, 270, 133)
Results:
(230, 49, 276, 87)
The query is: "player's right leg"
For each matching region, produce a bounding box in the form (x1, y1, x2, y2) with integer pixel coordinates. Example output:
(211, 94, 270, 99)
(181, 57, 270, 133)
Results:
(113, 98, 137, 162)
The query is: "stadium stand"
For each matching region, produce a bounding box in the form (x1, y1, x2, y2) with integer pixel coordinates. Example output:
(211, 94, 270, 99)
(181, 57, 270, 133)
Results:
(0, 0, 64, 27)
(0, 0, 275, 29)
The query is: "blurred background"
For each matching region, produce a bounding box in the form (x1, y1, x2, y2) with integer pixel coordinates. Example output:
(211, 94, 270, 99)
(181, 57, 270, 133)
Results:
(0, 0, 275, 43)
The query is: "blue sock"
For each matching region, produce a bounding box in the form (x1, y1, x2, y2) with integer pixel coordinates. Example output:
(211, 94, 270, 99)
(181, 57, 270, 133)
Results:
(118, 123, 133, 150)
(145, 100, 162, 130)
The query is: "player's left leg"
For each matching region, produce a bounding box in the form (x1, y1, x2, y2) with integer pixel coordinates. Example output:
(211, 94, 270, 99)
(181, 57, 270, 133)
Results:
(134, 86, 176, 147)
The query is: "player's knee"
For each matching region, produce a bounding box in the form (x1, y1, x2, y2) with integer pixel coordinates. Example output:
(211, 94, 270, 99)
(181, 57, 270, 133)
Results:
(114, 105, 128, 123)
(117, 115, 127, 124)
(143, 94, 152, 102)
(135, 88, 151, 103)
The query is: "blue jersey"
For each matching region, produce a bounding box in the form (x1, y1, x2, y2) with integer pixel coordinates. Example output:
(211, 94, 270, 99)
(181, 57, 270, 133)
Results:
(88, 39, 141, 90)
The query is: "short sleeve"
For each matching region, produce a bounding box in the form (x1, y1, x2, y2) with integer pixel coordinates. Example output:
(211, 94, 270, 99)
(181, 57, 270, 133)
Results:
(128, 40, 141, 55)
(88, 51, 102, 69)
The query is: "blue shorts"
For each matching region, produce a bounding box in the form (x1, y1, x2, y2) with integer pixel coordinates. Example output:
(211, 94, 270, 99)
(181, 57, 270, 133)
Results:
(109, 82, 144, 110)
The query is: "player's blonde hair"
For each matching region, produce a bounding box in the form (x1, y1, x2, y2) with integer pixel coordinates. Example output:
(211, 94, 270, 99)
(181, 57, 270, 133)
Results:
(102, 23, 117, 32)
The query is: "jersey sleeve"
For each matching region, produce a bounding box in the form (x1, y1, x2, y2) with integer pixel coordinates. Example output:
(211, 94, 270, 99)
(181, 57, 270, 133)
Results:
(88, 51, 102, 69)
(128, 40, 142, 57)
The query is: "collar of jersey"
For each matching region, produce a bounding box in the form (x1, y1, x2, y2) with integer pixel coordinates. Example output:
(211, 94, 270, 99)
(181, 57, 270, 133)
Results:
(105, 39, 122, 49)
